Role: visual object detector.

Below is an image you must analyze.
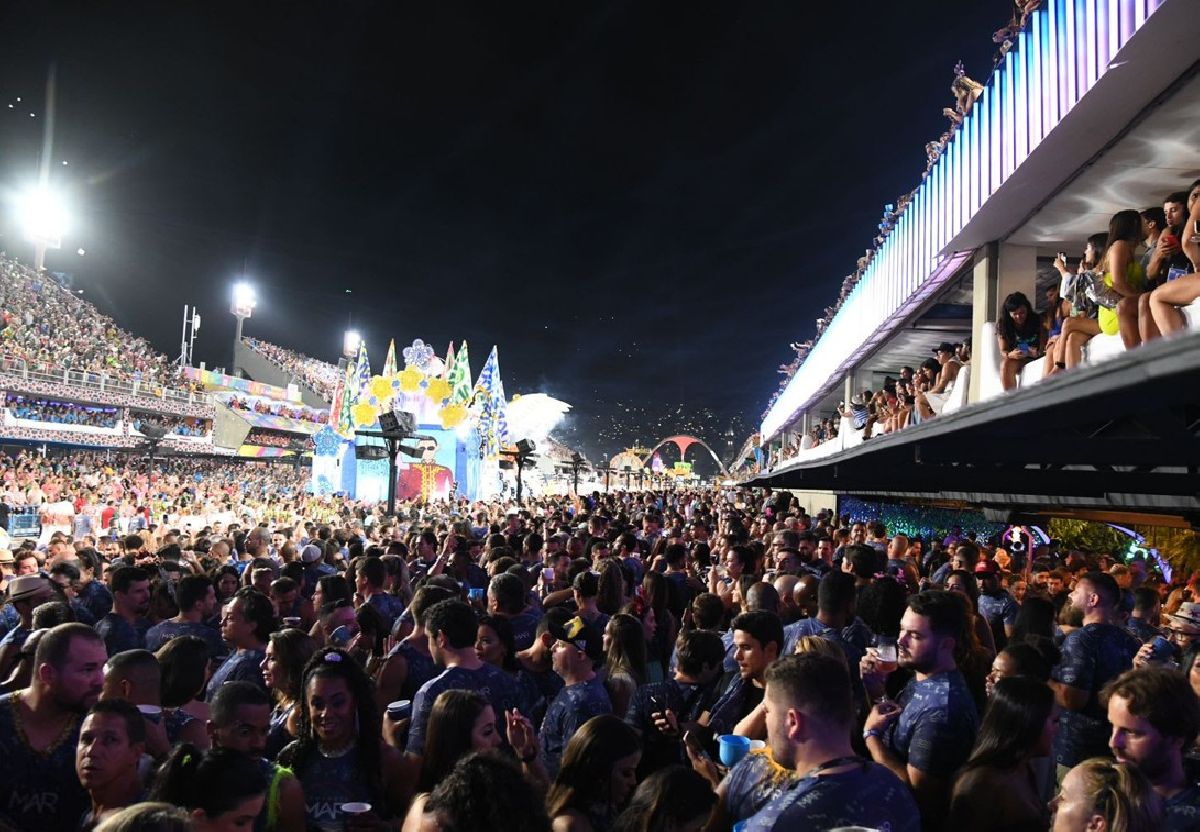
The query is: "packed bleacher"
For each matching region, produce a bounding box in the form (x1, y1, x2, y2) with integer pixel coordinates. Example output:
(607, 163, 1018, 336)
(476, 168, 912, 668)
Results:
(0, 474, 1195, 832)
(224, 393, 328, 425)
(242, 337, 341, 402)
(5, 394, 120, 428)
(245, 429, 301, 448)
(0, 257, 181, 389)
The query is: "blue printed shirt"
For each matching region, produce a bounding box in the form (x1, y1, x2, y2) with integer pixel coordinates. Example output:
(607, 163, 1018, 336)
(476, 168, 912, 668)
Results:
(744, 760, 921, 832)
(1051, 623, 1140, 767)
(885, 670, 979, 779)
(539, 675, 612, 777)
(407, 663, 521, 756)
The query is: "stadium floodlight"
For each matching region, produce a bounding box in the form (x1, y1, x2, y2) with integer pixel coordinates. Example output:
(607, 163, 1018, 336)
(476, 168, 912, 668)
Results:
(16, 184, 68, 247)
(231, 282, 257, 317)
(343, 329, 361, 358)
(230, 281, 257, 376)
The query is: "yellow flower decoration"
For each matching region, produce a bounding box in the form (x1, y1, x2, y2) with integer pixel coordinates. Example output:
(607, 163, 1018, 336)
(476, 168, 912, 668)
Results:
(439, 403, 466, 429)
(425, 378, 452, 403)
(368, 375, 393, 403)
(352, 401, 379, 427)
(398, 367, 424, 392)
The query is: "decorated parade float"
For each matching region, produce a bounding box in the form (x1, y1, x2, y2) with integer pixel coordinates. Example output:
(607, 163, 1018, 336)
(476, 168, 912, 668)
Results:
(310, 338, 574, 503)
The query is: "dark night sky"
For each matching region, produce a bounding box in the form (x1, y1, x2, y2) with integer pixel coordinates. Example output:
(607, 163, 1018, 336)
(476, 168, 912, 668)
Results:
(0, 1, 1008, 465)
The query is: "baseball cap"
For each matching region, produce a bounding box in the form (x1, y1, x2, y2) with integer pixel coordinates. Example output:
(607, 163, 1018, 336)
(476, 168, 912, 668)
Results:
(301, 544, 324, 564)
(547, 615, 603, 664)
(974, 559, 998, 575)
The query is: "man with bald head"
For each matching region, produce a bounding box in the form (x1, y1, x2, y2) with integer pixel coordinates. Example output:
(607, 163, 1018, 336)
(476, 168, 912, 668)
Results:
(774, 575, 800, 624)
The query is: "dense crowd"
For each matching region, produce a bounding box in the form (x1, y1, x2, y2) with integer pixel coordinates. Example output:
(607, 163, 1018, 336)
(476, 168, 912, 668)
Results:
(999, 181, 1200, 384)
(6, 395, 121, 429)
(0, 258, 181, 390)
(243, 338, 341, 402)
(245, 430, 306, 449)
(0, 475, 1195, 832)
(224, 394, 329, 425)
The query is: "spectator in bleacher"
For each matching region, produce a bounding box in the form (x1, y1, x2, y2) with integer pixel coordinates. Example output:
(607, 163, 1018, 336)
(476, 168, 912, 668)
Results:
(1148, 181, 1200, 337)
(915, 344, 962, 420)
(996, 291, 1043, 391)
(1056, 211, 1145, 369)
(1145, 189, 1195, 287)
(1046, 232, 1105, 376)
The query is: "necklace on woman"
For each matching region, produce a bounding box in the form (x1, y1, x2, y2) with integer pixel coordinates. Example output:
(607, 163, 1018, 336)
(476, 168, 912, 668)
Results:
(317, 737, 356, 758)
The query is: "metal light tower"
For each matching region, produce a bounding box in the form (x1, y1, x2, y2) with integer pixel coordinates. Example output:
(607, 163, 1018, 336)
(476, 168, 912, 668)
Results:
(230, 282, 256, 375)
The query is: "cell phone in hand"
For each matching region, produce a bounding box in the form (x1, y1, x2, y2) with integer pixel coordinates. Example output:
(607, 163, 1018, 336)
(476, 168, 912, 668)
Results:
(683, 730, 711, 762)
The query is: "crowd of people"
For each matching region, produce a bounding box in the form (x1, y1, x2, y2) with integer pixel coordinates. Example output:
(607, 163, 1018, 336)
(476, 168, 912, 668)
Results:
(243, 338, 341, 403)
(129, 415, 209, 439)
(771, 178, 1200, 463)
(223, 394, 329, 425)
(0, 258, 183, 392)
(245, 430, 307, 449)
(998, 180, 1200, 388)
(6, 396, 120, 429)
(0, 477, 1196, 832)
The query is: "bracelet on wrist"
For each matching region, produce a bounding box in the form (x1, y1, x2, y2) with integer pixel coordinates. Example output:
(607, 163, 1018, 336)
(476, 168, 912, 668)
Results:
(862, 728, 884, 742)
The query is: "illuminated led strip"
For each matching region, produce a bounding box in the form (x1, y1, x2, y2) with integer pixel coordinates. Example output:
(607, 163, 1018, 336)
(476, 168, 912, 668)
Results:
(761, 0, 1163, 439)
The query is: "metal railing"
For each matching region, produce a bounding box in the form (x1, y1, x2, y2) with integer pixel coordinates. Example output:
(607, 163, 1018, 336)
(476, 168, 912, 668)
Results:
(0, 356, 214, 411)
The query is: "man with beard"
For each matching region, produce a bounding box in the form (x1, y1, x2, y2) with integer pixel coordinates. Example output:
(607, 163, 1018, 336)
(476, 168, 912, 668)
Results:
(736, 653, 920, 831)
(1104, 667, 1200, 830)
(0, 623, 106, 832)
(94, 566, 151, 656)
(76, 699, 147, 827)
(860, 590, 979, 830)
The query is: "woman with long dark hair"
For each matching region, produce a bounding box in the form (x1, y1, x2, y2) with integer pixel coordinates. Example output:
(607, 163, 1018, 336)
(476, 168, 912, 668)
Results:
(601, 613, 647, 718)
(261, 627, 316, 760)
(1059, 211, 1145, 370)
(417, 690, 502, 792)
(151, 745, 268, 832)
(1012, 596, 1057, 644)
(610, 766, 716, 832)
(949, 677, 1059, 830)
(546, 715, 641, 832)
(278, 648, 408, 831)
(210, 564, 241, 607)
(997, 291, 1043, 391)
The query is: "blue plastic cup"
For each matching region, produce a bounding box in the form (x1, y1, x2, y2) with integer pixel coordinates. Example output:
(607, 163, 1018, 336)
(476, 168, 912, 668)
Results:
(718, 734, 752, 767)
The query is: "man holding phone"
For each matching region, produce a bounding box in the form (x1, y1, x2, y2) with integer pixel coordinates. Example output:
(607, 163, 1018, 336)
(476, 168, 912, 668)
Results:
(625, 629, 725, 776)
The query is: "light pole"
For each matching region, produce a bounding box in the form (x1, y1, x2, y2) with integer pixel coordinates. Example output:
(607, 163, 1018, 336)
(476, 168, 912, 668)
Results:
(343, 329, 361, 358)
(230, 282, 256, 376)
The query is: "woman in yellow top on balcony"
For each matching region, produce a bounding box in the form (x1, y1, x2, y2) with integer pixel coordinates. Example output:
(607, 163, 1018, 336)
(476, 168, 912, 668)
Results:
(1057, 210, 1144, 371)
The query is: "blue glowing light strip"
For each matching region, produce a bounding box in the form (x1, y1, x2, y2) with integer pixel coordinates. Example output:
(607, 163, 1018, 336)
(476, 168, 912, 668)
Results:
(760, 0, 1161, 439)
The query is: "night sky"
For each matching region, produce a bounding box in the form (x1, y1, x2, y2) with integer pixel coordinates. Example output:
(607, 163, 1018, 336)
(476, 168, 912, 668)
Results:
(0, 1, 1008, 467)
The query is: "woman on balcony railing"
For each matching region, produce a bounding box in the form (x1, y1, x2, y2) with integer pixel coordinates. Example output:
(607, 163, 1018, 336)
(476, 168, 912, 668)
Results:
(996, 292, 1042, 391)
(1052, 211, 1144, 372)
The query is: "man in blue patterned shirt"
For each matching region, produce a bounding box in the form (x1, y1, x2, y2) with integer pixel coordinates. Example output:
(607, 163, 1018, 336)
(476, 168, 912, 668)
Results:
(539, 615, 611, 777)
(740, 653, 920, 832)
(861, 590, 979, 830)
(1051, 571, 1139, 772)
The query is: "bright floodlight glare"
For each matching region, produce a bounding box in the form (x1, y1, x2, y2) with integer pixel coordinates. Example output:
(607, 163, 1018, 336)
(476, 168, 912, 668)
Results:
(344, 329, 361, 355)
(16, 186, 69, 244)
(232, 282, 257, 310)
